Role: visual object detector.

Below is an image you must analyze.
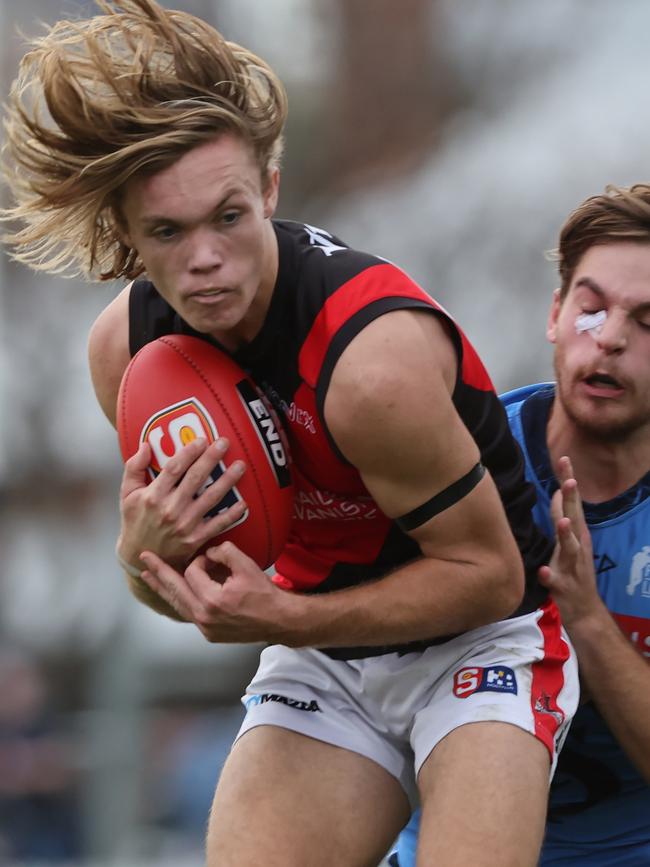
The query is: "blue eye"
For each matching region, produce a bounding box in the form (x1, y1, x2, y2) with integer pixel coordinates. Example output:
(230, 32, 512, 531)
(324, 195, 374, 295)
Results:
(153, 225, 178, 241)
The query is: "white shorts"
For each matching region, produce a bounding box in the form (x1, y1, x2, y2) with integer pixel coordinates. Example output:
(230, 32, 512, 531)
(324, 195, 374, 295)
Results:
(236, 600, 579, 807)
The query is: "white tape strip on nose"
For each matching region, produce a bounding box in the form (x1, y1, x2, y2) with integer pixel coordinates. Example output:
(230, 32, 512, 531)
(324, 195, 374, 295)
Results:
(575, 309, 606, 338)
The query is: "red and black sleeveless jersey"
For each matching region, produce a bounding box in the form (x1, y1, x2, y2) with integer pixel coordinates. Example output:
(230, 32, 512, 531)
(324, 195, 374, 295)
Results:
(129, 219, 551, 654)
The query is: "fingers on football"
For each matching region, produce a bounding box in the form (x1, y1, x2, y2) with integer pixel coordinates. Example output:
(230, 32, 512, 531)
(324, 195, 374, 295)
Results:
(121, 442, 152, 496)
(140, 551, 195, 619)
(196, 498, 248, 547)
(152, 436, 212, 495)
(175, 438, 232, 499)
(184, 555, 226, 595)
(206, 540, 258, 573)
(156, 439, 247, 527)
(140, 551, 224, 620)
(190, 451, 246, 515)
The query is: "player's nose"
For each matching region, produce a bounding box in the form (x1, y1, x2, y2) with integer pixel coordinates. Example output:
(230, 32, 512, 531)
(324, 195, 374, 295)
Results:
(188, 227, 223, 273)
(595, 311, 627, 353)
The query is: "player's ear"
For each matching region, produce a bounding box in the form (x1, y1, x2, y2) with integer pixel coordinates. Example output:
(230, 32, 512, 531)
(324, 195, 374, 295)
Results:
(546, 288, 562, 344)
(263, 167, 280, 219)
(112, 200, 133, 249)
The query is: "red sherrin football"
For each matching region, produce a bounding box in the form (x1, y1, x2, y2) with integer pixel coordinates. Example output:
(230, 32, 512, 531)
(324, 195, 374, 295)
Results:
(116, 334, 293, 569)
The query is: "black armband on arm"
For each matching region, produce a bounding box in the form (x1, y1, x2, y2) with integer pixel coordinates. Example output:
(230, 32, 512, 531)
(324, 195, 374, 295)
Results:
(395, 462, 486, 532)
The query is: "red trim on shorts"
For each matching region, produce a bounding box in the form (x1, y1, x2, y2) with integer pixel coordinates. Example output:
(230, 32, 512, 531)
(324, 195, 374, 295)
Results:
(530, 598, 570, 759)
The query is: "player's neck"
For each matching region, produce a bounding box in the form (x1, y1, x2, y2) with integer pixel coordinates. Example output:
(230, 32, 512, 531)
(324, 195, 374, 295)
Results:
(546, 400, 650, 503)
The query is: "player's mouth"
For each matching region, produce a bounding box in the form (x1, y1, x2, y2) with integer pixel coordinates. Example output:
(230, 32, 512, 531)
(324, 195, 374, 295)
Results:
(581, 371, 625, 397)
(188, 287, 231, 303)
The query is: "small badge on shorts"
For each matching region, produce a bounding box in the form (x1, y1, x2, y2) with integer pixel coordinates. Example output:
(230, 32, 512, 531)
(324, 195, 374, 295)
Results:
(453, 666, 518, 699)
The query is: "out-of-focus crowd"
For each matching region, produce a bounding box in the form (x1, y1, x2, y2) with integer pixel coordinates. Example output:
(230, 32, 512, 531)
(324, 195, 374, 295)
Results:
(0, 647, 245, 863)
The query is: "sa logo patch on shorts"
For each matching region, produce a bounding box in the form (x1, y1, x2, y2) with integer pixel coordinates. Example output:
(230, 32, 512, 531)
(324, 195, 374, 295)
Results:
(453, 666, 518, 698)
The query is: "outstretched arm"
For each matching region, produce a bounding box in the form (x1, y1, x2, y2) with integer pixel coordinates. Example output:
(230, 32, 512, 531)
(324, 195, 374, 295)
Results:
(539, 456, 650, 782)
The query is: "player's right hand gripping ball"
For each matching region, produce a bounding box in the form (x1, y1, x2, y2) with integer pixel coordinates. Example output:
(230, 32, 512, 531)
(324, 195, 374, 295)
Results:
(117, 334, 294, 569)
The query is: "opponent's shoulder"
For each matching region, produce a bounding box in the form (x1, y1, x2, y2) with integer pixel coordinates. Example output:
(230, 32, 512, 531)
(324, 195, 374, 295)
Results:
(500, 382, 553, 418)
(88, 283, 133, 426)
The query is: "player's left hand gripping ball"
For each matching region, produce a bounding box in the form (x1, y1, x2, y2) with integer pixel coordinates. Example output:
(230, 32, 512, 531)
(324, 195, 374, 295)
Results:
(117, 335, 294, 569)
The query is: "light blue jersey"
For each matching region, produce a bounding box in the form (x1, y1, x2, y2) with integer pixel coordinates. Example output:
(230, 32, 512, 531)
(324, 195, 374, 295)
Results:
(393, 383, 650, 867)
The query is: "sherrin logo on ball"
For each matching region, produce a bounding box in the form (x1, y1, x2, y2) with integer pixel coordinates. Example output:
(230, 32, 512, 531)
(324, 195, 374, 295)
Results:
(143, 398, 215, 475)
(117, 335, 294, 569)
(140, 396, 246, 523)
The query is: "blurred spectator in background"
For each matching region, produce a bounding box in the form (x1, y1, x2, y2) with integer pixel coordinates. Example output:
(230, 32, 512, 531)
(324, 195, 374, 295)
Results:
(146, 703, 245, 855)
(0, 647, 82, 863)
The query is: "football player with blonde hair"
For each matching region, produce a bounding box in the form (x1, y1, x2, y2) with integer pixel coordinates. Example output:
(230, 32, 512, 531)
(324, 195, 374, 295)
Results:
(2, 4, 578, 865)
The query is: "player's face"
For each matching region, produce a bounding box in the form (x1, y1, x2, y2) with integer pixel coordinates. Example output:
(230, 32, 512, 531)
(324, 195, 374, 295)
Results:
(120, 134, 279, 349)
(547, 242, 650, 441)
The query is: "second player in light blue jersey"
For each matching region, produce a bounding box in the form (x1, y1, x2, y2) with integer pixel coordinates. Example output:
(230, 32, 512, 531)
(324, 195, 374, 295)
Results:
(393, 184, 650, 867)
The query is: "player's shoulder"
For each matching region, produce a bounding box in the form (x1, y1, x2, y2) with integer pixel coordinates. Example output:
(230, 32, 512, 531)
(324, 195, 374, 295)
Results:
(88, 283, 133, 425)
(274, 218, 390, 285)
(88, 282, 131, 357)
(274, 219, 438, 338)
(499, 382, 553, 417)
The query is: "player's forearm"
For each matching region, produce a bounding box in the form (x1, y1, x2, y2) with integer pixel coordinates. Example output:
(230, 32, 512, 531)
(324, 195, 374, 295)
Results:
(125, 572, 188, 622)
(568, 606, 650, 783)
(279, 552, 523, 648)
(117, 535, 190, 621)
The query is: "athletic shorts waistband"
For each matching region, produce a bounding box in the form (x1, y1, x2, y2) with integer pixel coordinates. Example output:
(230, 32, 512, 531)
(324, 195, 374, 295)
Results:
(318, 635, 459, 660)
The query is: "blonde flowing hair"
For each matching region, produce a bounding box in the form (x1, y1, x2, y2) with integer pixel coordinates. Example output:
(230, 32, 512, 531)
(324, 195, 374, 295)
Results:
(1, 0, 288, 280)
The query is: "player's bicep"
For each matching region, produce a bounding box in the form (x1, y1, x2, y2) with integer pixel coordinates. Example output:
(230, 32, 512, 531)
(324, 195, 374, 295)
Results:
(88, 284, 132, 427)
(325, 310, 476, 510)
(339, 376, 513, 568)
(357, 386, 482, 524)
(324, 310, 512, 560)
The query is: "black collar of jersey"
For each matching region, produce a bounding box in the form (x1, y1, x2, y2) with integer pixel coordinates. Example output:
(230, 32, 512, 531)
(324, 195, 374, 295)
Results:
(521, 384, 650, 523)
